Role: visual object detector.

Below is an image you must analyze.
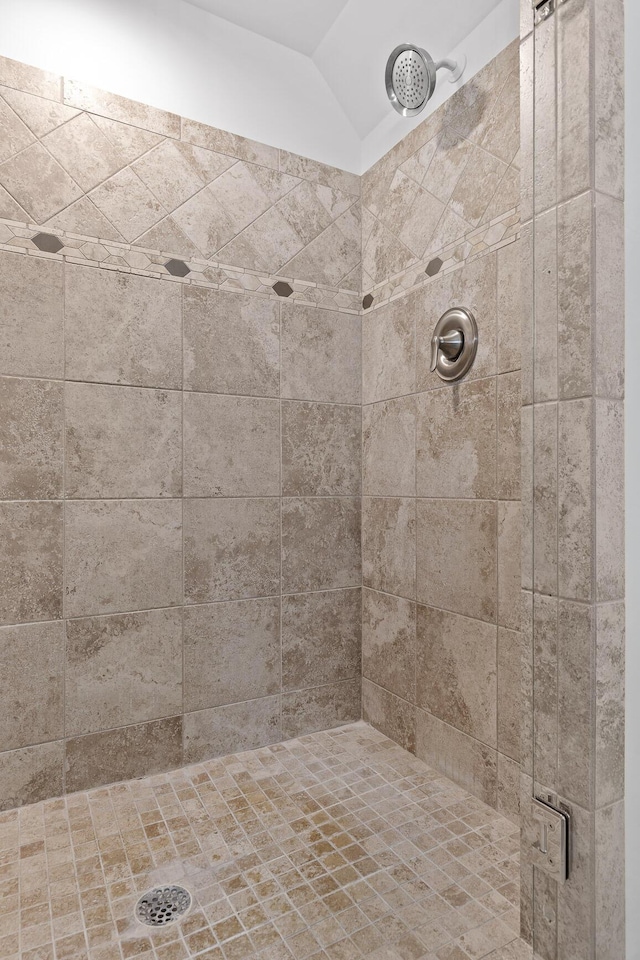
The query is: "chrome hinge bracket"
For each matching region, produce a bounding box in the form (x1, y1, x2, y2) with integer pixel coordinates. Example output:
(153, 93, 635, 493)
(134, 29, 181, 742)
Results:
(532, 0, 568, 24)
(531, 797, 571, 884)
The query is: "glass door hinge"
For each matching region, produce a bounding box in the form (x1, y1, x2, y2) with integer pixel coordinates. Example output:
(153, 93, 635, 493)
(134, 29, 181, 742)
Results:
(532, 0, 568, 24)
(531, 797, 571, 884)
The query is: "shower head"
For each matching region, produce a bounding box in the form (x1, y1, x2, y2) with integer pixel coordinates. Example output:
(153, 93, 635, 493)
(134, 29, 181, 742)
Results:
(385, 44, 465, 117)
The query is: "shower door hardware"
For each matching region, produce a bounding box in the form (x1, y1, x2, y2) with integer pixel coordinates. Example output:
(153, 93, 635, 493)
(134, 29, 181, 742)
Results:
(430, 307, 478, 382)
(532, 0, 568, 25)
(531, 797, 571, 884)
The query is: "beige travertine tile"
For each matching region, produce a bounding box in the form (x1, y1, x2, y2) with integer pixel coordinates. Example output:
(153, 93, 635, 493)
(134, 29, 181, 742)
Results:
(184, 498, 280, 602)
(283, 203, 362, 287)
(596, 399, 624, 602)
(65, 717, 183, 792)
(557, 0, 592, 203)
(42, 112, 127, 192)
(417, 379, 496, 500)
(184, 598, 280, 710)
(595, 0, 624, 201)
(497, 754, 520, 825)
(595, 193, 624, 399)
(183, 698, 281, 762)
(65, 382, 182, 499)
(172, 180, 247, 257)
(0, 741, 63, 811)
(478, 64, 521, 167)
(533, 15, 557, 216)
(595, 602, 624, 808)
(362, 497, 416, 599)
(216, 203, 306, 273)
(282, 681, 360, 739)
(416, 255, 498, 391)
(533, 403, 557, 597)
(532, 594, 559, 793)
(520, 224, 533, 407)
(0, 96, 35, 163)
(0, 621, 64, 750)
(89, 166, 166, 242)
(362, 213, 417, 286)
(0, 141, 82, 221)
(282, 498, 361, 593)
(132, 139, 230, 210)
(416, 709, 498, 807)
(558, 601, 593, 808)
(417, 500, 497, 623)
(450, 146, 508, 227)
(558, 191, 592, 400)
(558, 398, 592, 601)
(521, 407, 533, 593)
(278, 150, 360, 198)
(363, 396, 415, 497)
(282, 589, 361, 690)
(533, 209, 558, 403)
(362, 588, 416, 703)
(0, 376, 63, 499)
(417, 606, 497, 747)
(497, 241, 522, 376)
(65, 265, 182, 389)
(184, 393, 280, 497)
(362, 679, 415, 753)
(497, 373, 521, 501)
(65, 609, 183, 736)
(595, 801, 625, 960)
(64, 79, 181, 137)
(65, 500, 182, 617)
(0, 501, 62, 625)
(362, 292, 416, 404)
(497, 628, 521, 763)
(44, 192, 125, 240)
(498, 501, 521, 632)
(0, 54, 61, 99)
(1, 86, 79, 137)
(281, 303, 361, 404)
(183, 286, 279, 397)
(282, 401, 361, 497)
(0, 180, 28, 219)
(0, 251, 63, 379)
(556, 800, 594, 958)
(181, 116, 279, 169)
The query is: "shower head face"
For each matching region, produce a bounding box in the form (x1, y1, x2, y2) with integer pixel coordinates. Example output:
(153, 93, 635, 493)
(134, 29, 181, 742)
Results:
(386, 44, 437, 117)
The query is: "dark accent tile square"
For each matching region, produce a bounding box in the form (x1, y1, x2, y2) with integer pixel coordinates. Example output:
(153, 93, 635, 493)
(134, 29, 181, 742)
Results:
(32, 232, 64, 253)
(165, 258, 190, 277)
(273, 281, 293, 297)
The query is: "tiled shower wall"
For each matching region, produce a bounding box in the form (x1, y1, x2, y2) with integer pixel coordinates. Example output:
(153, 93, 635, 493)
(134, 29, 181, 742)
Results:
(0, 55, 364, 809)
(359, 40, 522, 821)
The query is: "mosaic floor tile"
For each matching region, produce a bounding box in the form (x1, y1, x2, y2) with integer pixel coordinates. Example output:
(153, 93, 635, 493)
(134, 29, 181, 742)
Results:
(0, 722, 524, 959)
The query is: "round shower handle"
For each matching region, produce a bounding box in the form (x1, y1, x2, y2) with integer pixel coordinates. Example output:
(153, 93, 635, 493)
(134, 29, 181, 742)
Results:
(430, 307, 478, 382)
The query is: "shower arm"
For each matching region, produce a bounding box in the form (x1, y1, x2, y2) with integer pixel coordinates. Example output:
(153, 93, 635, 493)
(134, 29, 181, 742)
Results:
(435, 56, 466, 83)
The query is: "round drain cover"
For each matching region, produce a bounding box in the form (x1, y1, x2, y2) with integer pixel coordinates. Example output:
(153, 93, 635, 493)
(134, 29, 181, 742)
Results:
(135, 885, 191, 926)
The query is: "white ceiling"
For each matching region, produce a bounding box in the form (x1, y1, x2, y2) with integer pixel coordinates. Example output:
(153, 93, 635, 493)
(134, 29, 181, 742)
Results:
(184, 0, 350, 56)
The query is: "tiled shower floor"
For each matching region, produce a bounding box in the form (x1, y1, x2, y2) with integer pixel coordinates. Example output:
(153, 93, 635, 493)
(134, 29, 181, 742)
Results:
(0, 723, 528, 960)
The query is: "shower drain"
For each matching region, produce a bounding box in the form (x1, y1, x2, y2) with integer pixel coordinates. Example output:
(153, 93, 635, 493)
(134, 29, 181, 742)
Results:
(135, 885, 192, 927)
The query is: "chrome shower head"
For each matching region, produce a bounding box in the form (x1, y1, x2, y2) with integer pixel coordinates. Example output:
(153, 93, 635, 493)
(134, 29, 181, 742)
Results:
(385, 44, 465, 117)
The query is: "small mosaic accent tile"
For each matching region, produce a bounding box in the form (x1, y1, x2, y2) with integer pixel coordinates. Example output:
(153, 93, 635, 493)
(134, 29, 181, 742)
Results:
(3, 723, 522, 960)
(362, 294, 374, 310)
(31, 231, 64, 253)
(425, 257, 443, 278)
(165, 258, 190, 277)
(273, 280, 294, 298)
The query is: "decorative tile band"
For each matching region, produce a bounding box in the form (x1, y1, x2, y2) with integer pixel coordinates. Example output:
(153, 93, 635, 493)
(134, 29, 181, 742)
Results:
(362, 206, 520, 314)
(0, 217, 363, 315)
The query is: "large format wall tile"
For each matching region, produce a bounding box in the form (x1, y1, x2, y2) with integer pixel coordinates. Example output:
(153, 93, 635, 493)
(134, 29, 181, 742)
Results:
(417, 499, 497, 622)
(497, 627, 522, 763)
(282, 680, 361, 739)
(184, 598, 280, 710)
(362, 292, 416, 405)
(416, 605, 497, 747)
(363, 397, 415, 497)
(65, 266, 182, 389)
(281, 303, 361, 404)
(0, 502, 63, 625)
(498, 501, 522, 631)
(416, 379, 496, 500)
(0, 621, 64, 751)
(65, 382, 182, 499)
(362, 497, 416, 599)
(0, 252, 63, 379)
(282, 588, 361, 691)
(183, 287, 279, 397)
(65, 717, 183, 793)
(184, 498, 280, 602)
(65, 609, 183, 736)
(282, 498, 361, 593)
(362, 679, 416, 753)
(362, 588, 416, 703)
(184, 393, 280, 497)
(282, 401, 361, 497)
(65, 500, 182, 617)
(0, 377, 63, 499)
(0, 741, 64, 812)
(183, 698, 281, 764)
(416, 708, 497, 807)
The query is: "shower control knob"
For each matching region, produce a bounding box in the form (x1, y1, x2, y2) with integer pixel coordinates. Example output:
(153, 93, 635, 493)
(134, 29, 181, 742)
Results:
(429, 307, 478, 382)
